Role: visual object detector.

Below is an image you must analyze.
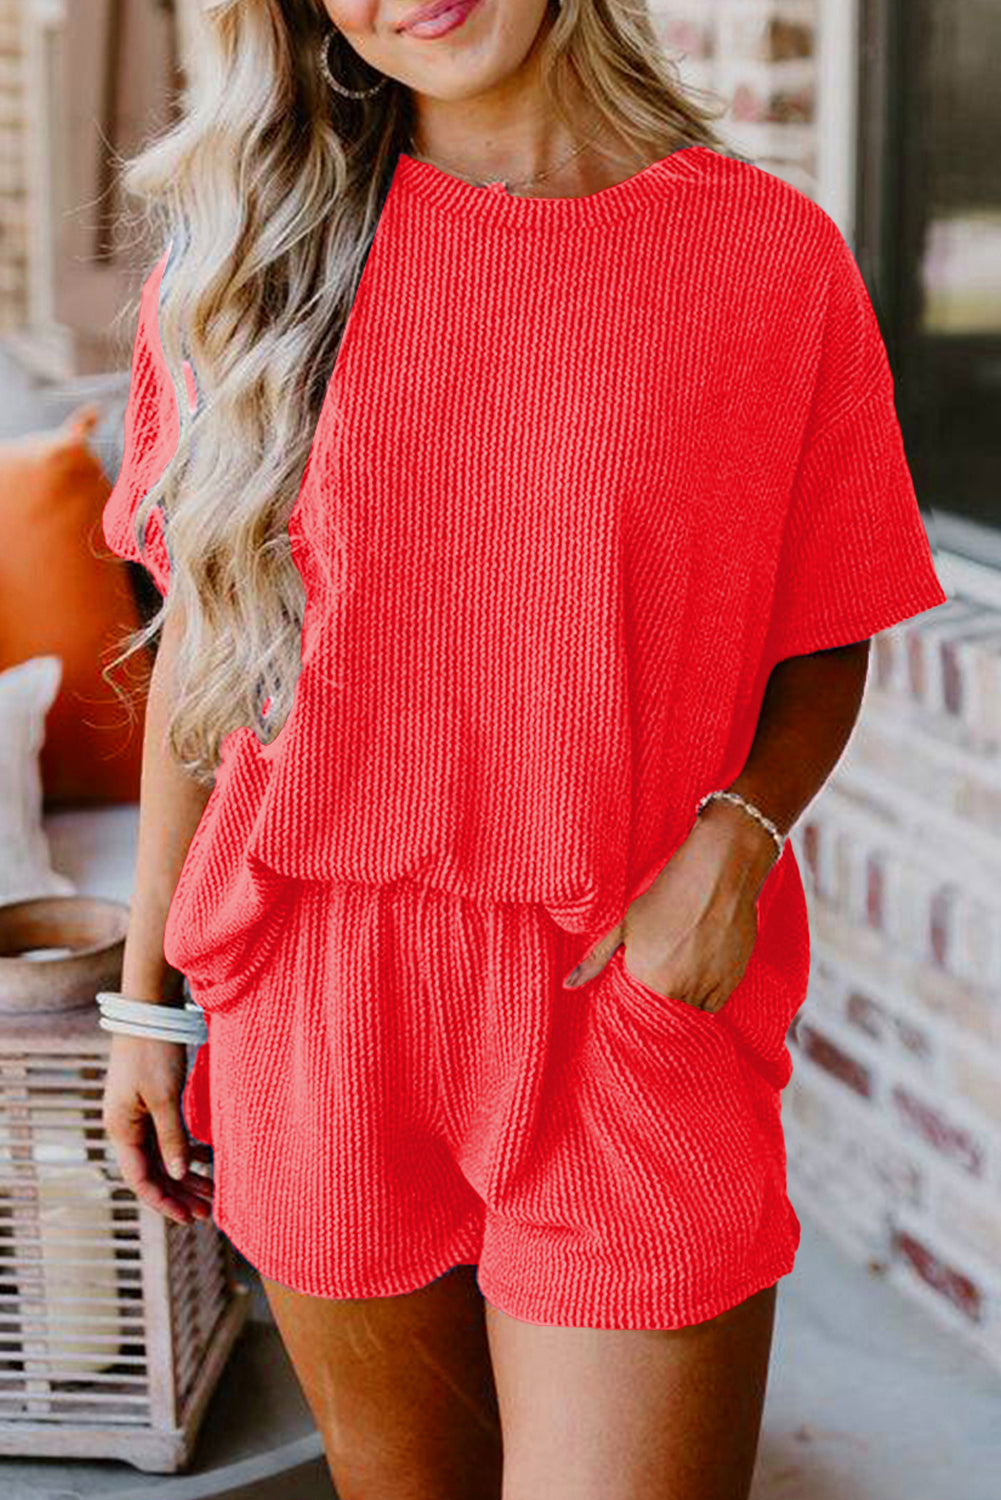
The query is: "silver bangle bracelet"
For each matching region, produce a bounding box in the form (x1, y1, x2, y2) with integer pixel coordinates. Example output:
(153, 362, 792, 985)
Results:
(695, 789, 787, 859)
(96, 991, 208, 1046)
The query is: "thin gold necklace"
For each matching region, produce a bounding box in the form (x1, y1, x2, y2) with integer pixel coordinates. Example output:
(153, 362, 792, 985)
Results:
(407, 127, 608, 195)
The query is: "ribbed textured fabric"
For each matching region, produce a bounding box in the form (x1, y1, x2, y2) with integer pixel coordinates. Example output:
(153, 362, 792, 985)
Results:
(101, 145, 951, 1320)
(174, 874, 804, 1325)
(102, 143, 948, 943)
(102, 248, 194, 597)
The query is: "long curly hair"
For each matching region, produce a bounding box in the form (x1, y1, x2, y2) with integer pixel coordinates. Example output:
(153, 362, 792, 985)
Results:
(106, 0, 738, 786)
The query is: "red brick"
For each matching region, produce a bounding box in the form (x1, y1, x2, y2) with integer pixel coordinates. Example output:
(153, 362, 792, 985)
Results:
(845, 989, 933, 1062)
(795, 1022, 873, 1097)
(941, 640, 962, 715)
(801, 820, 820, 892)
(866, 853, 885, 930)
(891, 1084, 986, 1177)
(906, 631, 927, 700)
(891, 1226, 984, 1324)
(846, 988, 882, 1039)
(873, 633, 895, 689)
(928, 883, 957, 968)
(894, 1015, 933, 1062)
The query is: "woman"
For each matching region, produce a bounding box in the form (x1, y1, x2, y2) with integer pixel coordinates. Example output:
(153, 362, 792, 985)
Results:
(99, 1, 949, 1496)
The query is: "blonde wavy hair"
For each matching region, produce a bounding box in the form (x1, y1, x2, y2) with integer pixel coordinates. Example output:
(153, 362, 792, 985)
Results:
(106, 0, 738, 787)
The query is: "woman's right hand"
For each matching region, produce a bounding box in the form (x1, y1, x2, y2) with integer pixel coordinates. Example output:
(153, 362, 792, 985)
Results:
(102, 1030, 214, 1225)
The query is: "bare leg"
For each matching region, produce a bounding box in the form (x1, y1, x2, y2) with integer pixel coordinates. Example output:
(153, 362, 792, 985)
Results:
(261, 1263, 504, 1500)
(486, 1281, 777, 1500)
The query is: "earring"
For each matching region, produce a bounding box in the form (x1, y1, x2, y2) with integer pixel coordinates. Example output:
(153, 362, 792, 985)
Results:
(318, 27, 388, 99)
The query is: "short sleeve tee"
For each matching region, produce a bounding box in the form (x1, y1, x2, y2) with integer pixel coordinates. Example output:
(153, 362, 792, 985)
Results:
(102, 244, 195, 595)
(102, 145, 950, 975)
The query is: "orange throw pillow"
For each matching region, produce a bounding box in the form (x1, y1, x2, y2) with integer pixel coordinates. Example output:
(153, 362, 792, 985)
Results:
(0, 404, 151, 807)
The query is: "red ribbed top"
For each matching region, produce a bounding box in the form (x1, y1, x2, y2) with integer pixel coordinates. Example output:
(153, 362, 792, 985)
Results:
(103, 145, 949, 955)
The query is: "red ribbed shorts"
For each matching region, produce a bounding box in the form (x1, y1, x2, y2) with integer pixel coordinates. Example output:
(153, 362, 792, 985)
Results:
(174, 872, 801, 1330)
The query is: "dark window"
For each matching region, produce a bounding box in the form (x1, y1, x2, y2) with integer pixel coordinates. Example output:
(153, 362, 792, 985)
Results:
(858, 0, 1001, 565)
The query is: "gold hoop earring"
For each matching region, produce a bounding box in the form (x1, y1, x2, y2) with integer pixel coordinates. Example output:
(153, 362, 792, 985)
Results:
(317, 27, 388, 99)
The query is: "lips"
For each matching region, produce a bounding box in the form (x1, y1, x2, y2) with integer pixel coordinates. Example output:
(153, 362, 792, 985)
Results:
(396, 0, 476, 33)
(397, 0, 450, 30)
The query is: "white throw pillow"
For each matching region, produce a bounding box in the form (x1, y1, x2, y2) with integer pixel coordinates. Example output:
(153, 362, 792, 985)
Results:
(0, 656, 77, 902)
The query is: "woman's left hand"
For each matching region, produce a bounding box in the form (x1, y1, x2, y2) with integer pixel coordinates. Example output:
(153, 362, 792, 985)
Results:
(562, 800, 780, 1015)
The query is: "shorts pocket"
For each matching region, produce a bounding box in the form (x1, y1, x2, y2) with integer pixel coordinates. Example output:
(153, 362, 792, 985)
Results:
(581, 945, 772, 1255)
(589, 945, 733, 1080)
(610, 945, 719, 1027)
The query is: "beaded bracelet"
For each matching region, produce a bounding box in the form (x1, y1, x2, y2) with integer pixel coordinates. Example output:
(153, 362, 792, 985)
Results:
(96, 991, 208, 1046)
(695, 789, 787, 860)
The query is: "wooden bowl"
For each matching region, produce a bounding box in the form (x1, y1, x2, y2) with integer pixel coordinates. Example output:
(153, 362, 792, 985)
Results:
(0, 897, 130, 1014)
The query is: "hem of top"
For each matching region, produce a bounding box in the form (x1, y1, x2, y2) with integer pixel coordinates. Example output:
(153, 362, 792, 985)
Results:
(767, 579, 951, 666)
(390, 144, 717, 229)
(475, 1237, 801, 1330)
(210, 1199, 486, 1300)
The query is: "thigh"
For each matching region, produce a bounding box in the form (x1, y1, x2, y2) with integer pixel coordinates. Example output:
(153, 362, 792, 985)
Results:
(261, 1263, 503, 1500)
(485, 1280, 777, 1500)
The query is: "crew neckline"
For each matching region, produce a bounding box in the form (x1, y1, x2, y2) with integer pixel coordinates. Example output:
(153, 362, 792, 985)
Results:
(392, 143, 712, 228)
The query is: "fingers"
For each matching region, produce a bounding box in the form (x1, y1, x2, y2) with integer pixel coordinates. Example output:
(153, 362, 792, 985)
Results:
(148, 1094, 193, 1183)
(563, 923, 624, 987)
(148, 1097, 215, 1221)
(109, 1126, 205, 1223)
(104, 1099, 214, 1226)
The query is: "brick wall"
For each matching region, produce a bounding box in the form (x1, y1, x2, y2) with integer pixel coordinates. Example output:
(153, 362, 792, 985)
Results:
(784, 601, 1001, 1371)
(0, 0, 26, 332)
